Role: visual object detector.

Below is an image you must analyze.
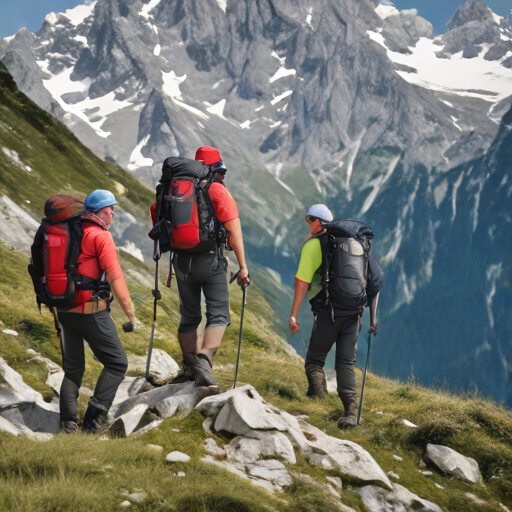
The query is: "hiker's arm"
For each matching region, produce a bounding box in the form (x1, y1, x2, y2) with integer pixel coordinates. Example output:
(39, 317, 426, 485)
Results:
(106, 270, 138, 325)
(289, 278, 309, 333)
(369, 293, 379, 336)
(224, 218, 250, 287)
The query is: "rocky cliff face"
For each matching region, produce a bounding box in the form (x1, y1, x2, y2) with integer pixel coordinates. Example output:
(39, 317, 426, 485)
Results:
(1, 0, 512, 404)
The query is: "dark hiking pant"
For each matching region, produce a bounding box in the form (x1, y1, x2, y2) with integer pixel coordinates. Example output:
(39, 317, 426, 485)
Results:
(173, 251, 230, 333)
(305, 308, 360, 409)
(57, 310, 128, 422)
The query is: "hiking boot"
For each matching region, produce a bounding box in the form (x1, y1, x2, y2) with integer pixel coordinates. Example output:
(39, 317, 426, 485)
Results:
(82, 404, 109, 434)
(61, 420, 78, 435)
(191, 353, 218, 387)
(306, 367, 328, 399)
(337, 402, 357, 430)
(172, 364, 194, 384)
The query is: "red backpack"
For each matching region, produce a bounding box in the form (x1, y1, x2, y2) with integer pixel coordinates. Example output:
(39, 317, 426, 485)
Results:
(149, 157, 227, 253)
(28, 195, 110, 310)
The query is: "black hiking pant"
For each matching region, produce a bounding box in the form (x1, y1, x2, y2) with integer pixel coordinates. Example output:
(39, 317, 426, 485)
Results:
(305, 307, 360, 409)
(57, 310, 128, 422)
(173, 251, 230, 333)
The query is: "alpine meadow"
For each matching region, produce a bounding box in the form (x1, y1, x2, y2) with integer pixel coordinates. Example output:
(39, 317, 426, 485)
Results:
(1, 0, 512, 511)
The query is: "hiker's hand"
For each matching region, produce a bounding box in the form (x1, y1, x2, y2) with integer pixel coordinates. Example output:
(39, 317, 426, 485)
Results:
(237, 268, 250, 287)
(358, 316, 362, 333)
(369, 322, 378, 336)
(289, 316, 300, 333)
(123, 318, 141, 332)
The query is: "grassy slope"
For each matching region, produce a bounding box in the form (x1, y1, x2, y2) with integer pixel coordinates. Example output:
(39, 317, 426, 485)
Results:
(0, 62, 153, 222)
(1, 62, 512, 511)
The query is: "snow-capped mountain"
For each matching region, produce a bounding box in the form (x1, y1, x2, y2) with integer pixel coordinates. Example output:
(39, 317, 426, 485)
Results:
(1, 0, 512, 403)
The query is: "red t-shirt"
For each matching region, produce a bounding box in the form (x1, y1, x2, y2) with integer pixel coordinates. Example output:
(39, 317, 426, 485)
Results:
(150, 182, 239, 225)
(74, 221, 121, 305)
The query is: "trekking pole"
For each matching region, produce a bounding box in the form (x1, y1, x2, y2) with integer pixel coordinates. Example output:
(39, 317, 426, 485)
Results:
(232, 284, 248, 389)
(145, 241, 161, 380)
(357, 331, 372, 426)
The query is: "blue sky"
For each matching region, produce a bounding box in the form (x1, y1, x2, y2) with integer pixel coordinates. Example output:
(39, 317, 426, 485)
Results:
(0, 0, 511, 39)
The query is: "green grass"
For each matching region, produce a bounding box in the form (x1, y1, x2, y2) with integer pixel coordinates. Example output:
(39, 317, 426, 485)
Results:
(2, 61, 512, 512)
(0, 62, 153, 222)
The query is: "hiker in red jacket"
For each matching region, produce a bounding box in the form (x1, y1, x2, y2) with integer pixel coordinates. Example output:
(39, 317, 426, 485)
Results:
(57, 190, 139, 434)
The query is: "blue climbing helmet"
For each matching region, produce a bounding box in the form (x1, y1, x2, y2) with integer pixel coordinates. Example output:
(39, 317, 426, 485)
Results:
(84, 189, 117, 212)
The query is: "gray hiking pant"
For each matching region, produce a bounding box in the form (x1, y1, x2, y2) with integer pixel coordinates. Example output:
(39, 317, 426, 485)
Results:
(173, 251, 230, 333)
(305, 308, 360, 409)
(57, 310, 128, 422)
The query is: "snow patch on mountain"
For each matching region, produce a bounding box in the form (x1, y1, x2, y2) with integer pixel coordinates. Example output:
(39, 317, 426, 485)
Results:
(451, 173, 465, 222)
(139, 0, 162, 20)
(206, 99, 226, 119)
(44, 13, 59, 26)
(41, 67, 133, 138)
(215, 0, 227, 13)
(486, 263, 503, 329)
(119, 241, 145, 262)
(154, 44, 161, 56)
(368, 33, 512, 103)
(127, 135, 153, 171)
(305, 7, 314, 29)
(62, 2, 96, 26)
(360, 154, 400, 215)
(269, 52, 297, 83)
(74, 35, 88, 47)
(161, 70, 185, 98)
(271, 90, 293, 105)
(376, 3, 399, 20)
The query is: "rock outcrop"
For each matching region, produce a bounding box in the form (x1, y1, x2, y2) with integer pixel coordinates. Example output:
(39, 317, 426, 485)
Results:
(359, 483, 443, 512)
(424, 443, 482, 484)
(196, 384, 392, 490)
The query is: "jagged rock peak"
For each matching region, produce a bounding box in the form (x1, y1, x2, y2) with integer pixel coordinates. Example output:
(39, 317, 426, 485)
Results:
(447, 0, 495, 30)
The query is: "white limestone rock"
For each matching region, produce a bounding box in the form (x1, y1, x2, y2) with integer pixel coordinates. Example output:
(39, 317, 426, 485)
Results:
(359, 483, 443, 512)
(245, 459, 293, 487)
(111, 381, 208, 418)
(146, 444, 164, 453)
(326, 476, 342, 490)
(166, 451, 191, 463)
(197, 384, 390, 490)
(201, 455, 276, 493)
(46, 371, 65, 397)
(424, 443, 482, 483)
(0, 356, 42, 407)
(297, 418, 393, 490)
(128, 492, 146, 503)
(203, 438, 226, 456)
(225, 430, 296, 465)
(156, 383, 213, 418)
(109, 404, 153, 438)
(112, 377, 154, 406)
(0, 415, 20, 435)
(147, 349, 180, 386)
(1, 402, 60, 434)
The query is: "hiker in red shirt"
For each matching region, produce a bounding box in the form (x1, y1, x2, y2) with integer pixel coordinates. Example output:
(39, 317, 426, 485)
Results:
(58, 190, 139, 434)
(150, 147, 249, 389)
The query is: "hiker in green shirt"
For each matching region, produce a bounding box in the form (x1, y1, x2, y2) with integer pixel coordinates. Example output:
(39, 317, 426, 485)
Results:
(289, 204, 384, 429)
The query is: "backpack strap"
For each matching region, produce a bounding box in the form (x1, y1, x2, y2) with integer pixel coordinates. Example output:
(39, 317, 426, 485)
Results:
(318, 232, 336, 322)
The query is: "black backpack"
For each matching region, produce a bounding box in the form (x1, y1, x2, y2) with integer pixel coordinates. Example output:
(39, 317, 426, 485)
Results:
(149, 157, 227, 253)
(311, 219, 374, 314)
